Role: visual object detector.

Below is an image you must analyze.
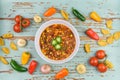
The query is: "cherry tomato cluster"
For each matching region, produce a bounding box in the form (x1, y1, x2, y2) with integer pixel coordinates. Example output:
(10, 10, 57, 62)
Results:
(89, 50, 108, 73)
(13, 15, 30, 33)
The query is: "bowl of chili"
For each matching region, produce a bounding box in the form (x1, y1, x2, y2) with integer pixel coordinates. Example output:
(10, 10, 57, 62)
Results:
(35, 19, 80, 64)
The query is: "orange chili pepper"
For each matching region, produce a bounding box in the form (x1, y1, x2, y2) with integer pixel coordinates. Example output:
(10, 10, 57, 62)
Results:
(44, 7, 56, 17)
(55, 68, 69, 79)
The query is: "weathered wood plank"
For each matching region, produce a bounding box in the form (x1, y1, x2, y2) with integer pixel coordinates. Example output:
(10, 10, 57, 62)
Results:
(0, 0, 120, 80)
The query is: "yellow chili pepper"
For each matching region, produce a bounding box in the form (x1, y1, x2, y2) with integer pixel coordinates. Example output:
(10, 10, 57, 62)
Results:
(21, 52, 31, 65)
(1, 47, 10, 54)
(113, 32, 120, 40)
(101, 29, 110, 35)
(106, 20, 112, 29)
(106, 35, 114, 44)
(2, 33, 13, 38)
(90, 11, 101, 22)
(61, 10, 69, 20)
(0, 56, 9, 65)
(0, 38, 5, 46)
(104, 60, 114, 69)
(97, 40, 107, 46)
(10, 41, 18, 50)
(84, 44, 90, 53)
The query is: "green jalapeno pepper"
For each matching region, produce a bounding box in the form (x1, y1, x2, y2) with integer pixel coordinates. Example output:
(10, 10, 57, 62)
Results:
(72, 8, 86, 21)
(10, 59, 27, 72)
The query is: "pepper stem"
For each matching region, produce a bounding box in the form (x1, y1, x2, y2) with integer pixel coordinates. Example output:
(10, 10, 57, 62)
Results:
(72, 7, 74, 10)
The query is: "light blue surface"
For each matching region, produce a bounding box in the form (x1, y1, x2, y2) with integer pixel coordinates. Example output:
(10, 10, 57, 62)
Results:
(0, 0, 120, 80)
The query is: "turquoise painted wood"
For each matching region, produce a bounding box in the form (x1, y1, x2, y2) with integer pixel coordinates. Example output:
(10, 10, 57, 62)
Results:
(0, 0, 120, 80)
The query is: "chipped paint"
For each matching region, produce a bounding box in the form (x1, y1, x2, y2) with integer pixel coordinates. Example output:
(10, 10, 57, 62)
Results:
(0, 0, 120, 80)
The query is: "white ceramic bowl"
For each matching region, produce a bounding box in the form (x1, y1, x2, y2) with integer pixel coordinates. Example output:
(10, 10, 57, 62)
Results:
(35, 19, 80, 64)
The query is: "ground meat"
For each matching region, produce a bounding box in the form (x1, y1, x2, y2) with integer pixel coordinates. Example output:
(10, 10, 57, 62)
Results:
(40, 24, 76, 60)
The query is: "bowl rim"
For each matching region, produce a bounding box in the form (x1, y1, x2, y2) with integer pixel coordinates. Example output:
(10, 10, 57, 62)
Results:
(35, 19, 80, 64)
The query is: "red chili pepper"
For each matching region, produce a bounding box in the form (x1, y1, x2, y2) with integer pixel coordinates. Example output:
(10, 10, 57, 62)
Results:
(28, 60, 38, 74)
(86, 28, 99, 40)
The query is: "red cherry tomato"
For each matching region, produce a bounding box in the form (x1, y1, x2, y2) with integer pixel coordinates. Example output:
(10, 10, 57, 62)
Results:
(15, 15, 22, 23)
(22, 18, 30, 28)
(13, 24, 22, 33)
(89, 57, 98, 66)
(97, 63, 107, 73)
(86, 28, 99, 40)
(96, 50, 106, 59)
(28, 60, 38, 74)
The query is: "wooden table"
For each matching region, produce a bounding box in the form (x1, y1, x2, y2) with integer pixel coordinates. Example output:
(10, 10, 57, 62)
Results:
(0, 0, 120, 80)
